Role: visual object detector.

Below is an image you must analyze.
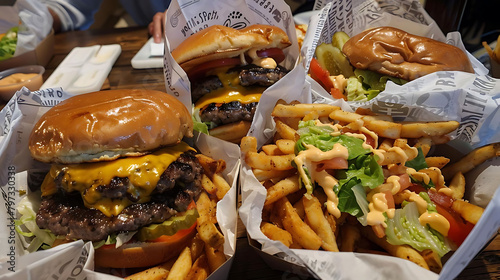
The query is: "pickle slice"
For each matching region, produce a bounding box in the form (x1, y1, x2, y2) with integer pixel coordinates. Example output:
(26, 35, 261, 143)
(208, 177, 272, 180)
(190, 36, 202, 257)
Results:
(331, 31, 351, 50)
(137, 208, 199, 241)
(315, 43, 354, 77)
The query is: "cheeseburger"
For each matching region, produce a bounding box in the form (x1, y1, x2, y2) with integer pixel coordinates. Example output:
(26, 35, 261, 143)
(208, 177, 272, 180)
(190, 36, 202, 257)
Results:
(311, 26, 474, 101)
(28, 89, 204, 268)
(171, 24, 292, 143)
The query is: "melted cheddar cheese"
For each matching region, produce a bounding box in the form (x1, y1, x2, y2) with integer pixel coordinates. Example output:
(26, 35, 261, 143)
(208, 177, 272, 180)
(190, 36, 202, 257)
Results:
(41, 142, 194, 217)
(194, 67, 264, 110)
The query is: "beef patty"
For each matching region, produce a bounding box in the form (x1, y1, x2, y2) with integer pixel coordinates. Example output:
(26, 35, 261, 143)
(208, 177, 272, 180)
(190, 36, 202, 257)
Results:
(192, 64, 288, 126)
(36, 151, 203, 241)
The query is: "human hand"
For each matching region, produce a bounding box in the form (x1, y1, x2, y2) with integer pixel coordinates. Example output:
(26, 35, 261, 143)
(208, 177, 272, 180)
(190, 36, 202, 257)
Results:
(148, 11, 167, 43)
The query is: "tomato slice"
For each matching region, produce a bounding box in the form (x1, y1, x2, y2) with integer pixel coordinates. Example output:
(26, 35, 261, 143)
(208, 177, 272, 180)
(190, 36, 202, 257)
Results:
(152, 220, 198, 243)
(256, 48, 286, 63)
(309, 57, 334, 91)
(187, 57, 241, 80)
(330, 87, 345, 100)
(407, 183, 427, 194)
(435, 204, 474, 246)
(397, 173, 411, 192)
(315, 157, 348, 171)
(428, 189, 454, 209)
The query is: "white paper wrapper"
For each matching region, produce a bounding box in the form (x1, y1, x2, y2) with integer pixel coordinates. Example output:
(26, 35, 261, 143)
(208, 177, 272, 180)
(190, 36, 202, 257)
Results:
(0, 0, 52, 56)
(239, 1, 500, 278)
(0, 88, 239, 279)
(162, 0, 300, 110)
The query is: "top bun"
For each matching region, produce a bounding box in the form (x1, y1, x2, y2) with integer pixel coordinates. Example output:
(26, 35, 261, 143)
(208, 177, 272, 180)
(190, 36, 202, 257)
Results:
(342, 26, 474, 81)
(29, 89, 193, 164)
(172, 24, 291, 72)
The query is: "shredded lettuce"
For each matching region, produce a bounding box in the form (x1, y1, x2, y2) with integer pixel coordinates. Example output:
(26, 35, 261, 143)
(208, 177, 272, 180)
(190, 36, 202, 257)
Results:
(344, 69, 407, 101)
(0, 26, 18, 61)
(337, 154, 384, 189)
(385, 202, 451, 257)
(15, 194, 56, 253)
(296, 120, 370, 160)
(192, 107, 210, 134)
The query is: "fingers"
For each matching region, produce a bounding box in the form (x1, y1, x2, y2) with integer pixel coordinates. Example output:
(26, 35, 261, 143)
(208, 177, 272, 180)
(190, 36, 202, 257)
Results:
(149, 11, 167, 43)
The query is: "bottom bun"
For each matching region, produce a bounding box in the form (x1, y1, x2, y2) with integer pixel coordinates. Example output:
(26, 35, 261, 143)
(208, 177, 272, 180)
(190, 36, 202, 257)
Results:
(209, 121, 252, 144)
(94, 228, 196, 268)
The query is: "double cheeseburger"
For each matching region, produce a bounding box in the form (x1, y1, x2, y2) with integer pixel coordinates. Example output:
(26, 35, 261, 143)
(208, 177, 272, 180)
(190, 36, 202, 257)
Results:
(171, 24, 292, 143)
(28, 89, 204, 268)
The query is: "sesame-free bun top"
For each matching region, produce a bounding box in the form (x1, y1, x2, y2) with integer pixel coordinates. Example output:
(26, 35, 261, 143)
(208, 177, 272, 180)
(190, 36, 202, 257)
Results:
(29, 89, 193, 164)
(342, 26, 474, 81)
(171, 24, 291, 72)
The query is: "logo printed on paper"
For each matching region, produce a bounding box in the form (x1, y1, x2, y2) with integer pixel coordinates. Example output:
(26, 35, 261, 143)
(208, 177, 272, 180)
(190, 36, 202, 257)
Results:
(223, 11, 249, 29)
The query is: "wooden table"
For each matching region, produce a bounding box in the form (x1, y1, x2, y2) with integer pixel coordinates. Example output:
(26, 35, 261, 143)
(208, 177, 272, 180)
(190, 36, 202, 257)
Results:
(43, 27, 500, 279)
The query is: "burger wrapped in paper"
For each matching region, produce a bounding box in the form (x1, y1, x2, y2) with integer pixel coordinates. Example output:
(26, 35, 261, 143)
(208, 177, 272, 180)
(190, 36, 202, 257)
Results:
(26, 89, 204, 268)
(171, 24, 292, 143)
(310, 26, 475, 101)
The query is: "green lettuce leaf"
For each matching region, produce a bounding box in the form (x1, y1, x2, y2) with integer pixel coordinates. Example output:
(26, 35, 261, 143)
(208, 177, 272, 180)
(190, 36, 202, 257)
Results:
(337, 154, 384, 189)
(337, 178, 363, 217)
(385, 202, 451, 257)
(405, 147, 428, 171)
(0, 26, 18, 61)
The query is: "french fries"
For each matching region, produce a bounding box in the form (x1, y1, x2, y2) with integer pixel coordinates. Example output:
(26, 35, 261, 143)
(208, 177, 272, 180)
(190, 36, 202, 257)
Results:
(126, 154, 231, 280)
(242, 102, 487, 273)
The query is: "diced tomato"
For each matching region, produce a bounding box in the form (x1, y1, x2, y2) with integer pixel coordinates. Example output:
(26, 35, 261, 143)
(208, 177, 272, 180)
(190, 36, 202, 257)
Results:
(309, 57, 334, 91)
(384, 190, 395, 209)
(397, 173, 411, 192)
(428, 189, 454, 209)
(315, 157, 348, 171)
(435, 204, 474, 246)
(256, 48, 286, 63)
(362, 132, 376, 148)
(407, 183, 427, 194)
(152, 221, 197, 243)
(187, 57, 241, 80)
(372, 224, 386, 238)
(330, 87, 345, 100)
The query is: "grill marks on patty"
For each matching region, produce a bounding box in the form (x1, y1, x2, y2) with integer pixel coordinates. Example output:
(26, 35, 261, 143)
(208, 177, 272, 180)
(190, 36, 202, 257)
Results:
(36, 151, 203, 242)
(192, 64, 289, 126)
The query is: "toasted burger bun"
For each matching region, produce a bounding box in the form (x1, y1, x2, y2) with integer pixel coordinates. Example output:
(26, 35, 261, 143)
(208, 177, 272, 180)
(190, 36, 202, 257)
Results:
(208, 121, 252, 144)
(342, 26, 474, 81)
(29, 89, 193, 164)
(172, 24, 292, 73)
(94, 226, 196, 268)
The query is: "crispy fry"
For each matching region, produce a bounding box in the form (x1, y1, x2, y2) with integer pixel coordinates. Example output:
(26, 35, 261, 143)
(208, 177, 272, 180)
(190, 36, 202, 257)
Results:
(272, 103, 339, 118)
(452, 200, 484, 225)
(339, 223, 361, 252)
(253, 168, 296, 182)
(261, 222, 293, 247)
(363, 118, 402, 139)
(240, 136, 258, 155)
(125, 259, 175, 280)
(421, 249, 443, 274)
(197, 220, 224, 249)
(275, 119, 297, 140)
(448, 172, 465, 200)
(204, 243, 226, 273)
(245, 151, 295, 171)
(186, 254, 210, 280)
(442, 143, 500, 180)
(414, 137, 432, 156)
(200, 174, 217, 196)
(265, 174, 301, 206)
(293, 198, 305, 220)
(213, 173, 231, 200)
(166, 247, 192, 280)
(400, 121, 459, 138)
(191, 234, 206, 262)
(302, 196, 339, 252)
(276, 139, 296, 155)
(275, 197, 322, 250)
(262, 144, 284, 156)
(360, 225, 429, 270)
(196, 191, 217, 224)
(196, 154, 226, 179)
(425, 157, 450, 169)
